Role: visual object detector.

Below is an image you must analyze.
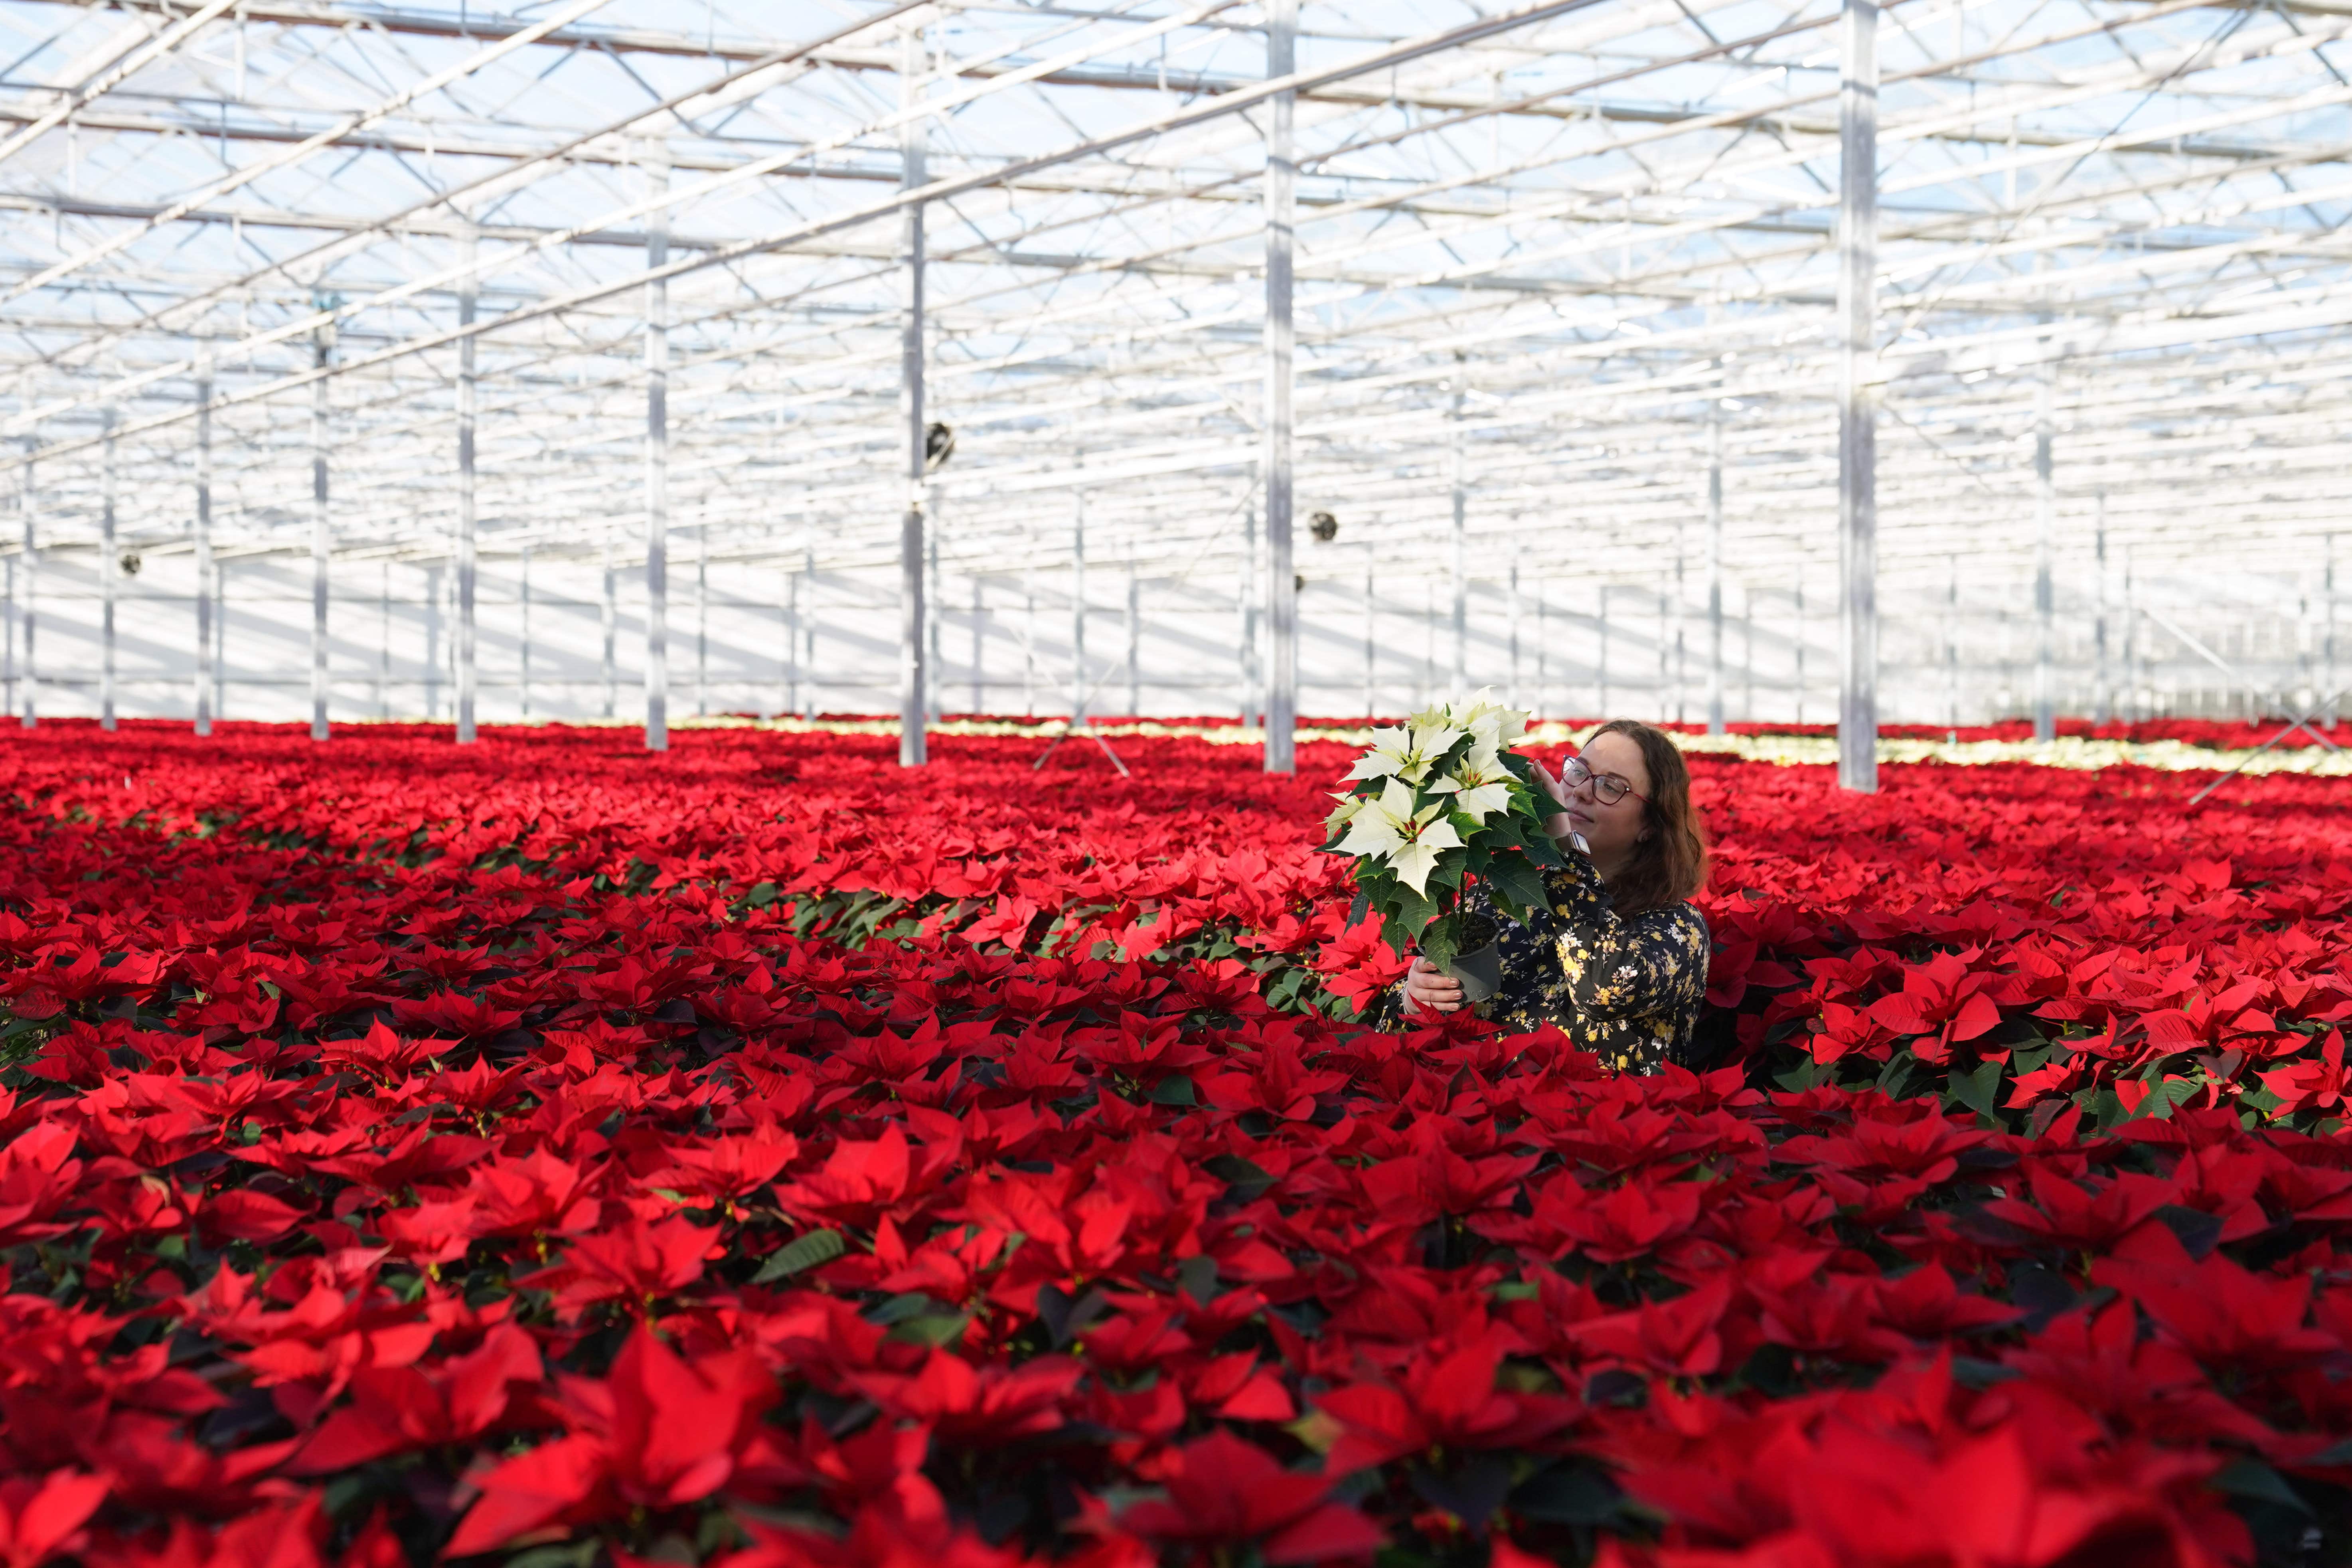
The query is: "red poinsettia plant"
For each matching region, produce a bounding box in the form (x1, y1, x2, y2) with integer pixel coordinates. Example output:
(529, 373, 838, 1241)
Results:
(0, 717, 2339, 1568)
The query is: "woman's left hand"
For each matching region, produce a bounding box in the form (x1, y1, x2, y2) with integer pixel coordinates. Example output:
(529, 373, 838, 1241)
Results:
(1533, 757, 1593, 855)
(1532, 758, 1576, 843)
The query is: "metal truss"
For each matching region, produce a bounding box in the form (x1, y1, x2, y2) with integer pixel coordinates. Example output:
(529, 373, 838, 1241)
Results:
(0, 0, 2346, 762)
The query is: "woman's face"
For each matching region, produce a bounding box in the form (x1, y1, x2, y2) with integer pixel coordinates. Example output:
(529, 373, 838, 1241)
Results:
(1562, 731, 1653, 872)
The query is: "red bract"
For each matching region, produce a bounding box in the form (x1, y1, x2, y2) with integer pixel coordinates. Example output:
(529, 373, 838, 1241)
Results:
(288, 1323, 545, 1473)
(1118, 1430, 1385, 1564)
(0, 1470, 107, 1568)
(771, 1123, 958, 1231)
(444, 1330, 775, 1555)
(0, 721, 2343, 1567)
(533, 1216, 716, 1319)
(1317, 1329, 1577, 1473)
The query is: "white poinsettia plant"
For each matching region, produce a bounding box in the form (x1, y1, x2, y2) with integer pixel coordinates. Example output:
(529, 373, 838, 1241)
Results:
(1319, 691, 1568, 971)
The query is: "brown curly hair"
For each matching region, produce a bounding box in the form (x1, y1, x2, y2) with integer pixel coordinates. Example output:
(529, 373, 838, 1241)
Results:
(1581, 718, 1709, 917)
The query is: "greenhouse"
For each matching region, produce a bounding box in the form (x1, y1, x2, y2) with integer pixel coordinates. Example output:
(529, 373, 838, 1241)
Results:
(0, 0, 2343, 775)
(4, 5, 2352, 1567)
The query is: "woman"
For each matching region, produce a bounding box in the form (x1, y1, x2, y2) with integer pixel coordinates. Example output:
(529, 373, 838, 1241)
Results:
(1401, 718, 1711, 1074)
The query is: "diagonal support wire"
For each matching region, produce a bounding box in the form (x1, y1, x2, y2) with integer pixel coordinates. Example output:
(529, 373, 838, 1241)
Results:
(2188, 689, 2346, 805)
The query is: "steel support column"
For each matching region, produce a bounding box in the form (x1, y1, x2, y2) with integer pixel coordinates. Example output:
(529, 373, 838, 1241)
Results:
(310, 328, 332, 742)
(1023, 524, 1037, 719)
(1670, 529, 1685, 725)
(1599, 583, 1611, 716)
(2033, 373, 2055, 742)
(99, 413, 116, 731)
(927, 525, 942, 724)
(1836, 0, 1879, 791)
(1071, 494, 1086, 721)
(211, 534, 224, 722)
(1262, 0, 1297, 773)
(520, 545, 533, 720)
(898, 28, 929, 768)
(194, 357, 212, 737)
(2121, 549, 2138, 723)
(1794, 577, 1808, 725)
(1655, 584, 1668, 719)
(785, 559, 801, 718)
(376, 563, 390, 719)
(601, 542, 618, 719)
(1947, 557, 1961, 732)
(1536, 579, 1548, 715)
(644, 157, 670, 752)
(2329, 533, 2340, 730)
(1450, 362, 1467, 696)
(1508, 561, 1521, 711)
(17, 443, 30, 729)
(456, 231, 478, 743)
(2093, 494, 2110, 725)
(1126, 564, 1139, 717)
(1240, 489, 1258, 726)
(1706, 412, 1724, 736)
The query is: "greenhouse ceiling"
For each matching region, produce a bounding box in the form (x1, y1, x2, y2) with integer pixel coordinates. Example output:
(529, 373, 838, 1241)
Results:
(0, 0, 2342, 606)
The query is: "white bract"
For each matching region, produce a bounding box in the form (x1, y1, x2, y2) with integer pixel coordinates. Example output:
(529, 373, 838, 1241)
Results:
(1449, 687, 1529, 752)
(1334, 777, 1463, 896)
(1428, 742, 1515, 822)
(1323, 791, 1369, 835)
(1344, 722, 1466, 786)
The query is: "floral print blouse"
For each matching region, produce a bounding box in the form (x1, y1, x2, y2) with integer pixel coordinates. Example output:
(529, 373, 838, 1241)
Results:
(1427, 853, 1711, 1075)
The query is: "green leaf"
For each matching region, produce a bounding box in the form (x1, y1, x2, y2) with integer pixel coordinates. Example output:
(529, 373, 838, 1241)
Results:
(1390, 883, 1439, 935)
(1175, 1253, 1222, 1305)
(1151, 1074, 1198, 1106)
(752, 1228, 846, 1282)
(1484, 855, 1547, 920)
(503, 1542, 602, 1568)
(886, 1312, 970, 1348)
(1949, 1057, 2004, 1119)
(2148, 1074, 2201, 1120)
(1201, 1153, 1274, 1202)
(1773, 1055, 1823, 1093)
(2208, 1458, 2313, 1515)
(1479, 813, 1532, 851)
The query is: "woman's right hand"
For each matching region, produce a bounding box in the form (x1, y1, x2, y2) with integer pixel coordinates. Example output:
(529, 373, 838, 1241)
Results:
(1403, 956, 1465, 1015)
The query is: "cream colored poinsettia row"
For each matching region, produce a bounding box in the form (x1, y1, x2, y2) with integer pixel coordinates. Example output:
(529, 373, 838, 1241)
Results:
(715, 714, 2352, 778)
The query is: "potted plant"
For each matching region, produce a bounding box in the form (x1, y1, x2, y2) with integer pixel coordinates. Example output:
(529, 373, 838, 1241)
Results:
(1321, 692, 1568, 1003)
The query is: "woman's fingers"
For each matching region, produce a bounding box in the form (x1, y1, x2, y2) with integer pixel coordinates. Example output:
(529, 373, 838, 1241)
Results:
(1404, 956, 1465, 1013)
(1403, 966, 1464, 1014)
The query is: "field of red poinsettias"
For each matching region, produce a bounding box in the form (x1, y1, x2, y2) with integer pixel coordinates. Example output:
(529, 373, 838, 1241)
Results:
(0, 719, 2349, 1568)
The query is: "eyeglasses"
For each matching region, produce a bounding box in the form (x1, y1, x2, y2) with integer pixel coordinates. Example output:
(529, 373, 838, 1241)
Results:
(1562, 754, 1649, 808)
